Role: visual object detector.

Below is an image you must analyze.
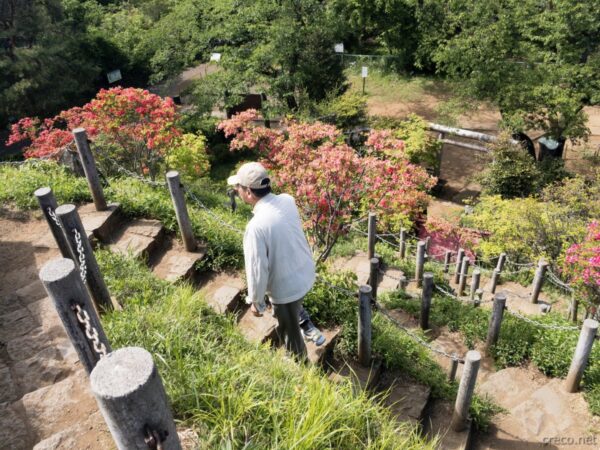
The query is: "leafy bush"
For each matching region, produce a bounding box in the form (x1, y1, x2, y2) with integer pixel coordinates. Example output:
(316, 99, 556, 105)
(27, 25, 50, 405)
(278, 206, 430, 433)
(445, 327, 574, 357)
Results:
(316, 91, 368, 130)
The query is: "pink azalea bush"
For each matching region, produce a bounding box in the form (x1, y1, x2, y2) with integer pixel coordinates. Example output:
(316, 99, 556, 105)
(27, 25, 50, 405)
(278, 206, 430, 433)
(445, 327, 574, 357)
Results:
(218, 110, 436, 260)
(565, 221, 600, 306)
(421, 216, 481, 261)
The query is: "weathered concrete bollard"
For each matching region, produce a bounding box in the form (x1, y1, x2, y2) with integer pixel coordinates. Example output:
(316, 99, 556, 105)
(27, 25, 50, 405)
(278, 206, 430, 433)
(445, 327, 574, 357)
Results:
(530, 259, 549, 304)
(35, 187, 72, 258)
(39, 258, 112, 374)
(485, 293, 506, 353)
(454, 249, 465, 284)
(399, 228, 407, 259)
(443, 251, 453, 273)
(451, 350, 481, 432)
(73, 128, 107, 211)
(367, 212, 377, 261)
(90, 347, 182, 450)
(166, 171, 196, 252)
(458, 258, 469, 296)
(415, 241, 426, 287)
(369, 257, 380, 301)
(56, 204, 113, 312)
(496, 253, 506, 273)
(469, 270, 481, 301)
(490, 269, 500, 294)
(564, 319, 599, 393)
(358, 285, 373, 366)
(420, 273, 433, 330)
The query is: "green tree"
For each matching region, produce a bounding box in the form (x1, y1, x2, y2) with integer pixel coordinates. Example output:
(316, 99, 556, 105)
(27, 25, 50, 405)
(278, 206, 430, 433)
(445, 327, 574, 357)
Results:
(435, 0, 600, 141)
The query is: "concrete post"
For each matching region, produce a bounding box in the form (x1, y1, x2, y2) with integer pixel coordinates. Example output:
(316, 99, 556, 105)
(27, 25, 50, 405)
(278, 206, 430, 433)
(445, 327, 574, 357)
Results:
(90, 347, 182, 450)
(415, 241, 426, 287)
(34, 187, 72, 258)
(496, 253, 507, 273)
(399, 228, 407, 259)
(165, 171, 196, 252)
(39, 258, 111, 374)
(490, 269, 500, 294)
(72, 128, 107, 211)
(367, 212, 376, 261)
(449, 357, 459, 382)
(420, 273, 433, 330)
(469, 270, 481, 301)
(56, 204, 113, 312)
(458, 258, 469, 296)
(443, 251, 453, 273)
(564, 319, 599, 393)
(485, 293, 506, 353)
(451, 350, 481, 432)
(358, 285, 372, 367)
(369, 257, 379, 301)
(454, 249, 465, 284)
(530, 260, 548, 304)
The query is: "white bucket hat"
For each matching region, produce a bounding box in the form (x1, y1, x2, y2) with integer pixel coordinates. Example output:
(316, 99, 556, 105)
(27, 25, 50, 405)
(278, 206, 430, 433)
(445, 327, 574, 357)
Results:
(227, 162, 271, 189)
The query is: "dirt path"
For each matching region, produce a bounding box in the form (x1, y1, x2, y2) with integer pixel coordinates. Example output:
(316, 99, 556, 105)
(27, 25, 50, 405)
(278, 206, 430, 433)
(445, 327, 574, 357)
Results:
(0, 209, 113, 449)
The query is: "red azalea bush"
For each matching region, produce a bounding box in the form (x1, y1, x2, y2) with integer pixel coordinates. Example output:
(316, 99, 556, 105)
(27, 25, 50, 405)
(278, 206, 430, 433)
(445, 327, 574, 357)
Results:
(7, 87, 182, 179)
(421, 216, 481, 261)
(565, 221, 600, 307)
(218, 110, 435, 260)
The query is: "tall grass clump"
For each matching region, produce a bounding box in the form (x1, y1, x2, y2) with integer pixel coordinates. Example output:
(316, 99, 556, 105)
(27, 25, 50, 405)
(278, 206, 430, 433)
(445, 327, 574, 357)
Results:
(96, 250, 435, 449)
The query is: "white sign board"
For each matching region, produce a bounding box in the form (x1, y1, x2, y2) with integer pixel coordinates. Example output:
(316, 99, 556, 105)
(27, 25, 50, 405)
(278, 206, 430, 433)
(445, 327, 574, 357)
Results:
(210, 53, 222, 62)
(334, 43, 344, 53)
(107, 69, 122, 84)
(361, 66, 368, 78)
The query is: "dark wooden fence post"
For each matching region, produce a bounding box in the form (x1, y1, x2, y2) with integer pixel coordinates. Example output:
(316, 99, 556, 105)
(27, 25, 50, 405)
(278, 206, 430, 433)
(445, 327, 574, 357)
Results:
(451, 350, 481, 432)
(458, 257, 469, 296)
(39, 258, 111, 374)
(399, 228, 407, 259)
(166, 171, 196, 252)
(496, 253, 506, 273)
(454, 249, 465, 284)
(564, 319, 598, 393)
(470, 270, 481, 302)
(490, 269, 500, 294)
(369, 257, 379, 301)
(367, 212, 376, 261)
(443, 251, 452, 273)
(358, 285, 372, 366)
(420, 273, 433, 330)
(73, 128, 107, 211)
(34, 187, 72, 258)
(415, 241, 426, 287)
(530, 259, 548, 304)
(485, 293, 506, 353)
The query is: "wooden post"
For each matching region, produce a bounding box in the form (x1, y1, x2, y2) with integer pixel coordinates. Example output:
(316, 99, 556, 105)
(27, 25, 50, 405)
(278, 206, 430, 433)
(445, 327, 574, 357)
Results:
(469, 270, 481, 301)
(420, 273, 433, 330)
(485, 293, 506, 353)
(166, 171, 196, 252)
(569, 298, 579, 323)
(490, 269, 500, 294)
(90, 347, 182, 450)
(415, 241, 426, 287)
(399, 275, 408, 290)
(454, 249, 465, 284)
(56, 204, 113, 312)
(358, 285, 372, 367)
(369, 257, 379, 301)
(496, 253, 506, 273)
(443, 251, 452, 273)
(34, 187, 72, 258)
(451, 350, 481, 432)
(449, 357, 459, 382)
(399, 228, 407, 259)
(39, 258, 111, 374)
(564, 319, 599, 393)
(530, 259, 549, 304)
(73, 128, 107, 211)
(458, 258, 469, 296)
(367, 212, 376, 261)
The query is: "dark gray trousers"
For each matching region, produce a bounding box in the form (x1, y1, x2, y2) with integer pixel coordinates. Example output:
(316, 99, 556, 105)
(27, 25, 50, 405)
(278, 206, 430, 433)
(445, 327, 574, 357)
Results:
(272, 298, 307, 360)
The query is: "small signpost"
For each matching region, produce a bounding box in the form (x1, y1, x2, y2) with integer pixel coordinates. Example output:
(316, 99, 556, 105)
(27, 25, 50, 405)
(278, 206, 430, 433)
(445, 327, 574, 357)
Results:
(361, 66, 368, 94)
(334, 43, 344, 53)
(210, 53, 222, 62)
(106, 69, 122, 84)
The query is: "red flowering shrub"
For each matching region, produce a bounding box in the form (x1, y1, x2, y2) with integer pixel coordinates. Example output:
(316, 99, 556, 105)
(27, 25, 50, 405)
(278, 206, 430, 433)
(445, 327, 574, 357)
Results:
(7, 88, 190, 179)
(219, 110, 435, 260)
(565, 221, 600, 306)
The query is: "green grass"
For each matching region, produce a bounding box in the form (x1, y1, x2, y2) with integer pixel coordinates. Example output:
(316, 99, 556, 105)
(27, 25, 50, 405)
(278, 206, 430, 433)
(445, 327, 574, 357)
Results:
(97, 250, 436, 449)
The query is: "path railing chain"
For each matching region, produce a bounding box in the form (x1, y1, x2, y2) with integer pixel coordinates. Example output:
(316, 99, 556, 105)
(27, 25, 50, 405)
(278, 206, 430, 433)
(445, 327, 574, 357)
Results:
(144, 426, 165, 450)
(73, 228, 88, 283)
(503, 307, 580, 331)
(183, 187, 244, 235)
(47, 207, 63, 229)
(73, 303, 108, 357)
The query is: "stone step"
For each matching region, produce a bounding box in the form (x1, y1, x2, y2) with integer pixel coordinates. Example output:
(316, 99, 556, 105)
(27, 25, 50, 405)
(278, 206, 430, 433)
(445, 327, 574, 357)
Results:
(151, 236, 206, 282)
(199, 272, 245, 314)
(237, 307, 279, 344)
(423, 398, 473, 450)
(306, 327, 340, 366)
(378, 268, 404, 294)
(327, 357, 383, 392)
(377, 371, 431, 427)
(108, 218, 165, 260)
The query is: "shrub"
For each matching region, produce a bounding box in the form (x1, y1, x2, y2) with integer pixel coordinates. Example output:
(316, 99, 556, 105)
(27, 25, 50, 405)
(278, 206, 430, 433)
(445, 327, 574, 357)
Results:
(317, 91, 368, 130)
(564, 221, 600, 308)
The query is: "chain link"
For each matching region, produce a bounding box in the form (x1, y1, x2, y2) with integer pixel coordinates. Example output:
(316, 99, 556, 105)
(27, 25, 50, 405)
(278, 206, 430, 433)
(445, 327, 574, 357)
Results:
(144, 426, 164, 450)
(47, 207, 63, 229)
(73, 228, 87, 283)
(184, 188, 244, 235)
(73, 304, 108, 357)
(545, 268, 574, 293)
(503, 307, 580, 331)
(107, 157, 167, 187)
(434, 284, 494, 304)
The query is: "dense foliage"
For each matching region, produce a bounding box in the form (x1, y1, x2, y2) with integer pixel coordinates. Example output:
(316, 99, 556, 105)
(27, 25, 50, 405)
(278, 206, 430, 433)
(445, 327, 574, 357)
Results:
(565, 221, 600, 306)
(219, 110, 435, 260)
